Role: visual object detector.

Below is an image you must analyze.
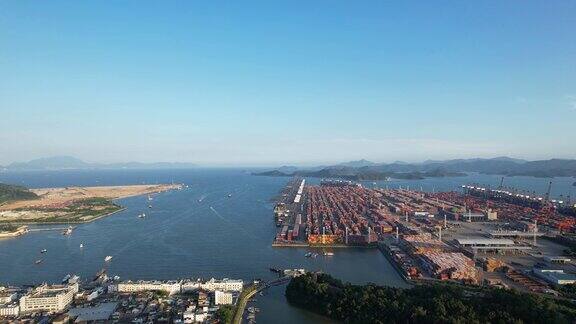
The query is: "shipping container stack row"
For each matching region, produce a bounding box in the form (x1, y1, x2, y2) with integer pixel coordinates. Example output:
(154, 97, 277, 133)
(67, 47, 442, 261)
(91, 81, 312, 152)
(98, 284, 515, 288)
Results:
(305, 184, 381, 245)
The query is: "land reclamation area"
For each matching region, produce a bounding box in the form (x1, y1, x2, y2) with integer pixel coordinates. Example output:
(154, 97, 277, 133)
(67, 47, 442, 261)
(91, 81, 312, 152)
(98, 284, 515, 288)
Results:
(0, 184, 180, 224)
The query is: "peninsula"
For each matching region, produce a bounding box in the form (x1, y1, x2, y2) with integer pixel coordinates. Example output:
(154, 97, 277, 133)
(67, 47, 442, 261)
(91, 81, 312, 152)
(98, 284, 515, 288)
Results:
(0, 184, 181, 224)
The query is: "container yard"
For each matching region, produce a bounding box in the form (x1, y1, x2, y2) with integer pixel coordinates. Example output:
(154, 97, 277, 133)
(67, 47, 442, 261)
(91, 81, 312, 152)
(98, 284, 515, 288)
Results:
(271, 177, 576, 295)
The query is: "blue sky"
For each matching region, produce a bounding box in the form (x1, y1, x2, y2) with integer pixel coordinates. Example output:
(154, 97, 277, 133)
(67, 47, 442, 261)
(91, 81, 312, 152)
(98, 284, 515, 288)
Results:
(1, 1, 575, 166)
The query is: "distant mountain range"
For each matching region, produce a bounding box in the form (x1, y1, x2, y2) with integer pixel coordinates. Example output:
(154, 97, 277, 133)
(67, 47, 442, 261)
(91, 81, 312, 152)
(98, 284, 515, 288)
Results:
(254, 157, 576, 180)
(1, 156, 197, 171)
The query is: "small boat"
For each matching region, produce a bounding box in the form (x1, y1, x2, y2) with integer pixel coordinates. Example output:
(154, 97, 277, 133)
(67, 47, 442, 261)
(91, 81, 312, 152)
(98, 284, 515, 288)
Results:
(323, 252, 334, 256)
(62, 226, 73, 235)
(40, 249, 47, 253)
(113, 275, 121, 281)
(228, 194, 232, 198)
(80, 243, 84, 248)
(148, 204, 152, 209)
(304, 252, 313, 258)
(138, 213, 146, 218)
(148, 195, 153, 201)
(62, 274, 71, 283)
(104, 256, 113, 262)
(35, 259, 43, 265)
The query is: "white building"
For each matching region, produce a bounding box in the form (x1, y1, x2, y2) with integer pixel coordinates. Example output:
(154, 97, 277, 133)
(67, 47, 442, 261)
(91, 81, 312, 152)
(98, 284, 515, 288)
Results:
(0, 288, 17, 304)
(200, 278, 243, 292)
(214, 290, 233, 305)
(117, 280, 181, 295)
(0, 303, 19, 316)
(19, 282, 78, 313)
(181, 280, 201, 293)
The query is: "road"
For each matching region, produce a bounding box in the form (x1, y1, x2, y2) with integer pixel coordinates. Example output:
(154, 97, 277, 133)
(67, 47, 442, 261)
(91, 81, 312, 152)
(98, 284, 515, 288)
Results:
(232, 276, 293, 324)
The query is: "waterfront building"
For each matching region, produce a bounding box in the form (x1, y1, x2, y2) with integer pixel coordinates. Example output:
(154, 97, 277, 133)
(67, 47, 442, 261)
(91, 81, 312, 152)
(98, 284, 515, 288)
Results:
(0, 303, 19, 317)
(0, 288, 17, 304)
(0, 287, 19, 317)
(213, 290, 233, 305)
(181, 280, 201, 292)
(19, 282, 78, 313)
(117, 280, 181, 295)
(200, 278, 243, 292)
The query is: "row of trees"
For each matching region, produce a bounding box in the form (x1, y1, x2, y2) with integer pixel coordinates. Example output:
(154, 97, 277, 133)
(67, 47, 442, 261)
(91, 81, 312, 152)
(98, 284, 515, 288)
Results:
(286, 273, 576, 324)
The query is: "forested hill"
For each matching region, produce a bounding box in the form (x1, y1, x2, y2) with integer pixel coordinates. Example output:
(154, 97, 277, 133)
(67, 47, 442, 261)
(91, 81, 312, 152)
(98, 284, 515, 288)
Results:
(285, 273, 576, 324)
(0, 183, 39, 204)
(254, 157, 576, 179)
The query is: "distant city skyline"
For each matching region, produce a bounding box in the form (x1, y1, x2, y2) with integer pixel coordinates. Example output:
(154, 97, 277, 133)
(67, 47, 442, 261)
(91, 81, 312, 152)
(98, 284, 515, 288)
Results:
(1, 1, 575, 166)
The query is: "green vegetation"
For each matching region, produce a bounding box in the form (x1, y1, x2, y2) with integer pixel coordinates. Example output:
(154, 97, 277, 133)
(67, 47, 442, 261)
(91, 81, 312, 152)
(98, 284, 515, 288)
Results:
(0, 224, 19, 232)
(286, 273, 576, 324)
(215, 305, 235, 324)
(0, 183, 38, 204)
(1, 197, 123, 224)
(559, 284, 576, 300)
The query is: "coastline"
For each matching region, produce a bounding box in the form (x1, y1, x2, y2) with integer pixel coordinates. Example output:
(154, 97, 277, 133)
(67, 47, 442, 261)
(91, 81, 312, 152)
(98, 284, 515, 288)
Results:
(0, 207, 128, 226)
(272, 242, 379, 249)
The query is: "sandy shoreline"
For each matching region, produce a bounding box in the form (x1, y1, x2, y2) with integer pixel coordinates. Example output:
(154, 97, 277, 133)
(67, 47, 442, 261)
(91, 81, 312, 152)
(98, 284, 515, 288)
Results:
(0, 184, 181, 224)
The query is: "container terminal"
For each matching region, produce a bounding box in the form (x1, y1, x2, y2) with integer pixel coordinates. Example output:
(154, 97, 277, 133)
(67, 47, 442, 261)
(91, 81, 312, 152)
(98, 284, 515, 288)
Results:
(272, 177, 576, 296)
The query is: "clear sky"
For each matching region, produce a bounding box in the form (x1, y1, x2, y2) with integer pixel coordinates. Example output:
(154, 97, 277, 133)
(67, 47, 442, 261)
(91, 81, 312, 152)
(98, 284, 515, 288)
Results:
(1, 1, 575, 166)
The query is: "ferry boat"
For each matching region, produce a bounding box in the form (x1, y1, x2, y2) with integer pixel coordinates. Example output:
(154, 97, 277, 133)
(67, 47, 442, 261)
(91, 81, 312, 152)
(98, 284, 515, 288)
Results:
(104, 256, 113, 262)
(40, 249, 47, 253)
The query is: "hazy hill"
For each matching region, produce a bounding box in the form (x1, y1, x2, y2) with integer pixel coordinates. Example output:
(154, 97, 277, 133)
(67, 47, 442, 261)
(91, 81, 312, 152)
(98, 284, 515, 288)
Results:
(254, 157, 576, 179)
(5, 156, 197, 171)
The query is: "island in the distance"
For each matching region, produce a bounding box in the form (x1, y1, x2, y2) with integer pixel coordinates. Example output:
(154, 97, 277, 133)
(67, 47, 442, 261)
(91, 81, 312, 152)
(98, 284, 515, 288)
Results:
(254, 157, 576, 180)
(254, 167, 466, 180)
(0, 183, 181, 226)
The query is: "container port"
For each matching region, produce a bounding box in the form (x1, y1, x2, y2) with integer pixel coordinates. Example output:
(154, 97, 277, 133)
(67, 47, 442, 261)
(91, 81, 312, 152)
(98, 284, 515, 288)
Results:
(271, 177, 576, 294)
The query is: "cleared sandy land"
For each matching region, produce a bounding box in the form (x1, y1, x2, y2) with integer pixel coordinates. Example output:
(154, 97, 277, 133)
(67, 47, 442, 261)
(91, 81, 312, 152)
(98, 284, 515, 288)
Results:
(0, 184, 180, 211)
(0, 184, 181, 223)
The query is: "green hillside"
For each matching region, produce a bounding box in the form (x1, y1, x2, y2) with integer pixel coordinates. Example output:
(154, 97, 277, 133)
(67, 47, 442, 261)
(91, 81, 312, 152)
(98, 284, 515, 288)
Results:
(0, 183, 39, 204)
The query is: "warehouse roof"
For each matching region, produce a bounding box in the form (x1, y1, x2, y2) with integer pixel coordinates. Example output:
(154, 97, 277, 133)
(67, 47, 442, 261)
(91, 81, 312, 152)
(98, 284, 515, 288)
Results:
(456, 238, 515, 246)
(68, 302, 118, 321)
